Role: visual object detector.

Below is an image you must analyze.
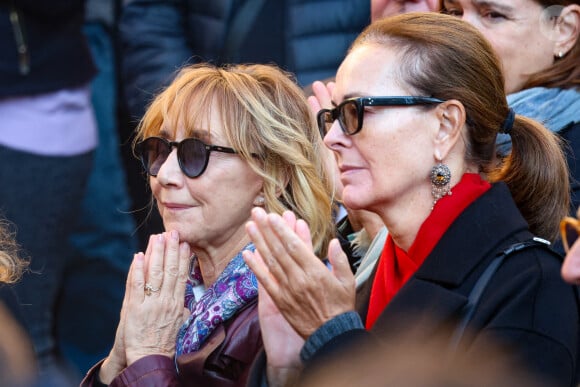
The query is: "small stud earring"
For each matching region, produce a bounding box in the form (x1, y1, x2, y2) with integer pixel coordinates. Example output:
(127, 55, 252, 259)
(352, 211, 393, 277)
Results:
(254, 196, 265, 207)
(557, 51, 565, 58)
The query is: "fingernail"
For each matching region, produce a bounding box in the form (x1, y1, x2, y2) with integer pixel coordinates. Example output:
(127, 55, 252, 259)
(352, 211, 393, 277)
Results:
(170, 230, 178, 240)
(158, 234, 165, 242)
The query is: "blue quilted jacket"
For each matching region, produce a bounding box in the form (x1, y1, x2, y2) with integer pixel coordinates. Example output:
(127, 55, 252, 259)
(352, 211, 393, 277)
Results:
(120, 0, 370, 119)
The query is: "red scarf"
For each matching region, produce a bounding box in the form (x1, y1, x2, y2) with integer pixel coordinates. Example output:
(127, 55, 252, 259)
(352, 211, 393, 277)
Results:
(365, 173, 491, 330)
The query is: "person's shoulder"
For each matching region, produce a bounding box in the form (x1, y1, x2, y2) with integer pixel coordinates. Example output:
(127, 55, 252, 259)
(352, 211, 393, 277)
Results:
(498, 239, 563, 279)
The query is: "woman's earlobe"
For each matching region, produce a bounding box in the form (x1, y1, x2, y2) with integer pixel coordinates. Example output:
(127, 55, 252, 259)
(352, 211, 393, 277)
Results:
(253, 195, 265, 207)
(552, 5, 580, 58)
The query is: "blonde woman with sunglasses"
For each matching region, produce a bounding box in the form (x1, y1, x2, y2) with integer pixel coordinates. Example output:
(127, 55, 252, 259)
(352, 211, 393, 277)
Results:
(81, 63, 334, 387)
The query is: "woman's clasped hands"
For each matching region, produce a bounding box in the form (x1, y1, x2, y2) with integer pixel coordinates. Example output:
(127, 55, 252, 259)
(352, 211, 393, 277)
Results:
(99, 231, 191, 384)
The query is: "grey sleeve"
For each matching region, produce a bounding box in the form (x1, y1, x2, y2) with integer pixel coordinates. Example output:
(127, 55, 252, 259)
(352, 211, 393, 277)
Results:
(300, 311, 364, 363)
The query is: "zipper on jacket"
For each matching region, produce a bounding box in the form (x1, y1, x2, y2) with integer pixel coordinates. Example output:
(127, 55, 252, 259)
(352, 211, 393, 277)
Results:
(9, 5, 29, 75)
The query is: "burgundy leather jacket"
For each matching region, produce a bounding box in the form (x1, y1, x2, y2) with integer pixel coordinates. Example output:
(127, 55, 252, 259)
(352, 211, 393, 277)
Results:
(81, 299, 261, 387)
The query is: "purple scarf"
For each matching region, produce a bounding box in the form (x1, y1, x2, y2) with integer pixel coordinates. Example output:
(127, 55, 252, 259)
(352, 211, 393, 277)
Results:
(175, 243, 258, 356)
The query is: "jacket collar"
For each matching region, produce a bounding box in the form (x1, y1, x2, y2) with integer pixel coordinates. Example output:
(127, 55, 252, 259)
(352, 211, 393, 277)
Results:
(370, 183, 530, 333)
(414, 182, 530, 286)
(361, 182, 532, 331)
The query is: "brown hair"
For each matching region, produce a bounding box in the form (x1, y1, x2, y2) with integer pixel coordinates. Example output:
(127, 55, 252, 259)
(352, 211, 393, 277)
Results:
(134, 63, 335, 256)
(351, 12, 569, 241)
(439, 0, 580, 90)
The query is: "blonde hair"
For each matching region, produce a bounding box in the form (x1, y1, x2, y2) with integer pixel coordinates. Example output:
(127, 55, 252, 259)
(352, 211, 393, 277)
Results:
(0, 219, 26, 284)
(352, 13, 569, 241)
(134, 63, 335, 256)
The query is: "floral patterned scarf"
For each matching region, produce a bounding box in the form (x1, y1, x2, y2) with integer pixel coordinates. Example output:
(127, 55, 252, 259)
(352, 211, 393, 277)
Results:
(175, 243, 258, 356)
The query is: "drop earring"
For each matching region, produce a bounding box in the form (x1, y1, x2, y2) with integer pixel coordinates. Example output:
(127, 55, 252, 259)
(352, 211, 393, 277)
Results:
(430, 162, 452, 209)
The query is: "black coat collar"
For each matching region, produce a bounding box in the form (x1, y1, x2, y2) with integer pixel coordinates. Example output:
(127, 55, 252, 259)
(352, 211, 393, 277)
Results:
(362, 182, 532, 334)
(415, 182, 530, 286)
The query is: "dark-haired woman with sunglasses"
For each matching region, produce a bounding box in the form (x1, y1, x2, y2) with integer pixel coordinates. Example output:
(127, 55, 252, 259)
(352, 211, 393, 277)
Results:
(242, 13, 579, 387)
(80, 63, 334, 387)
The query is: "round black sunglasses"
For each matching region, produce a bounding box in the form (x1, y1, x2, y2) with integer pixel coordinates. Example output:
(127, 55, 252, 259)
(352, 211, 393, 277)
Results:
(135, 137, 237, 178)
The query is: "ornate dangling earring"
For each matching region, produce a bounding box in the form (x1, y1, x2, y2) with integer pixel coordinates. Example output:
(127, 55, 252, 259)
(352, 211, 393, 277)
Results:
(430, 162, 452, 209)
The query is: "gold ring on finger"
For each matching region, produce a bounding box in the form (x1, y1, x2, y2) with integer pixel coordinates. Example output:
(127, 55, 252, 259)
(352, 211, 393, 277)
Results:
(144, 283, 160, 296)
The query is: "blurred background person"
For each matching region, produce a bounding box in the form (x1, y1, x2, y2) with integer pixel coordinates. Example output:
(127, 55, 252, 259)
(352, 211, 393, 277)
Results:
(81, 63, 334, 386)
(299, 317, 557, 387)
(562, 237, 580, 285)
(440, 0, 580, 253)
(560, 208, 580, 284)
(56, 0, 139, 378)
(372, 0, 438, 19)
(0, 1, 97, 384)
(0, 218, 37, 387)
(0, 1, 138, 384)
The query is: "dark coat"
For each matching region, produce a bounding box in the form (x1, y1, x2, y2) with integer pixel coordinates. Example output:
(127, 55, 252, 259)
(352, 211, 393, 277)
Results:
(81, 299, 262, 387)
(550, 120, 580, 255)
(0, 0, 96, 97)
(120, 0, 370, 119)
(560, 121, 580, 216)
(301, 183, 579, 386)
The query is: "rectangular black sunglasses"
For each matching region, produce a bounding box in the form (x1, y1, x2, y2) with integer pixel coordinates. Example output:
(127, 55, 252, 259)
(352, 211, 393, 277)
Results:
(317, 96, 445, 137)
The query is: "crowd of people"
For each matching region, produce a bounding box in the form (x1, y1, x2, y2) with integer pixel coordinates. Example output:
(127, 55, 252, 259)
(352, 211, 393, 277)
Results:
(0, 0, 579, 386)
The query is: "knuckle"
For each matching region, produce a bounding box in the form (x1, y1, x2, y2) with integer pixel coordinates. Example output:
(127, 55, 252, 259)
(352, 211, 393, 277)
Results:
(149, 267, 164, 280)
(270, 244, 285, 259)
(285, 239, 299, 253)
(165, 265, 179, 278)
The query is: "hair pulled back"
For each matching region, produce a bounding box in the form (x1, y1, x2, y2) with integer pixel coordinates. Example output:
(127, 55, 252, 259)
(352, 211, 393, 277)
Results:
(352, 13, 569, 241)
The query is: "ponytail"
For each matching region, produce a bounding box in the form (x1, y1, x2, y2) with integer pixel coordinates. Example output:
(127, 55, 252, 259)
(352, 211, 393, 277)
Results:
(488, 115, 569, 241)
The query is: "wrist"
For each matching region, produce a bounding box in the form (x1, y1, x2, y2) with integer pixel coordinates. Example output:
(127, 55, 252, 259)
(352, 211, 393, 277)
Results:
(99, 355, 125, 384)
(266, 365, 303, 387)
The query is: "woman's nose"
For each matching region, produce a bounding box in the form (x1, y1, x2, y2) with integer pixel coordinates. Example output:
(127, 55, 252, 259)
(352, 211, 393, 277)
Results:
(155, 149, 182, 184)
(323, 119, 349, 149)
